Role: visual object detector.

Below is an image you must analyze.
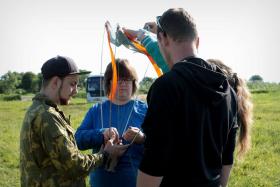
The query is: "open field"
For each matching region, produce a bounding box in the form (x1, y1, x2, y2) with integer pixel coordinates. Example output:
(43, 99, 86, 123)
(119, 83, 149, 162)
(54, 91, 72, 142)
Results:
(0, 89, 279, 186)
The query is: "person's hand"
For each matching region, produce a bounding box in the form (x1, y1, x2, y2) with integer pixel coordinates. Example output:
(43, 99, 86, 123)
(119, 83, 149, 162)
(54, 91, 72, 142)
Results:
(103, 138, 129, 172)
(123, 28, 149, 41)
(123, 126, 145, 144)
(122, 28, 138, 40)
(143, 22, 157, 34)
(105, 21, 111, 32)
(102, 136, 126, 155)
(103, 127, 120, 144)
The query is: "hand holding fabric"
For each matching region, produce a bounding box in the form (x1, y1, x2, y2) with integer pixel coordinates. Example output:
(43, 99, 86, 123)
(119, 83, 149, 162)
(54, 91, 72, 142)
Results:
(123, 126, 145, 144)
(143, 22, 157, 34)
(122, 28, 138, 40)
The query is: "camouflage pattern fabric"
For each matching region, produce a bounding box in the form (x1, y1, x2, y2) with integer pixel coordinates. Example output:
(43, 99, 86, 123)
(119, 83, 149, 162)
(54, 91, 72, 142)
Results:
(20, 94, 103, 187)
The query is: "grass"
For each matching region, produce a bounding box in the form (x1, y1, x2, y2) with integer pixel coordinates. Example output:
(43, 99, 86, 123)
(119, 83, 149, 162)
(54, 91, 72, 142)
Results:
(0, 101, 30, 187)
(229, 90, 280, 186)
(0, 97, 92, 187)
(0, 89, 279, 186)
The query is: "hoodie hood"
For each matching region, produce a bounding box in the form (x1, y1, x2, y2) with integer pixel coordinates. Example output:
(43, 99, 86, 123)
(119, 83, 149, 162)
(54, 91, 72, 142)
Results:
(173, 57, 230, 105)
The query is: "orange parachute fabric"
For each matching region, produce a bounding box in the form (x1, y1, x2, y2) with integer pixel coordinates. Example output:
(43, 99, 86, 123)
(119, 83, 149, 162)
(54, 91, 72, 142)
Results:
(105, 26, 117, 101)
(106, 22, 163, 78)
(105, 22, 163, 101)
(126, 34, 163, 77)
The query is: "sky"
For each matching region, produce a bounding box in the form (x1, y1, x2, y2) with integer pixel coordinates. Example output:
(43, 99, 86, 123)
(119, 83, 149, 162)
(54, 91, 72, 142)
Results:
(0, 0, 280, 82)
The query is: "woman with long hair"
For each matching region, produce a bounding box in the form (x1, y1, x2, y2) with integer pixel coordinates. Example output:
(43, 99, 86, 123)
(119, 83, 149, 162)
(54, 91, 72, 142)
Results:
(207, 58, 253, 186)
(207, 58, 253, 158)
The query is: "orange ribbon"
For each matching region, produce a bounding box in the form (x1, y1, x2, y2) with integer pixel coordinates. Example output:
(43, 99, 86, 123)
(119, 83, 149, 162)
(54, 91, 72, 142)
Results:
(126, 35, 163, 77)
(105, 27, 163, 101)
(106, 28, 117, 101)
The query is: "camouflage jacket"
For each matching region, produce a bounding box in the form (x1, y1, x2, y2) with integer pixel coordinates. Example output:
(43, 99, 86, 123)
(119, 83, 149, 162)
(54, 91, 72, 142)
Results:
(20, 94, 103, 187)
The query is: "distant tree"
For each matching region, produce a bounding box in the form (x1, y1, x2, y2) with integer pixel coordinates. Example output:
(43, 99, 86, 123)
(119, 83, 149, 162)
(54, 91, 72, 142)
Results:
(0, 69, 90, 94)
(0, 71, 22, 94)
(21, 72, 38, 93)
(78, 70, 90, 89)
(37, 73, 43, 90)
(249, 75, 263, 82)
(0, 81, 5, 94)
(139, 77, 155, 94)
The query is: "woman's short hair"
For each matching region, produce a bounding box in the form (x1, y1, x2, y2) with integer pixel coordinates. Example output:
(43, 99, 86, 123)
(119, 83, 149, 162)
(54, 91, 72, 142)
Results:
(104, 58, 138, 96)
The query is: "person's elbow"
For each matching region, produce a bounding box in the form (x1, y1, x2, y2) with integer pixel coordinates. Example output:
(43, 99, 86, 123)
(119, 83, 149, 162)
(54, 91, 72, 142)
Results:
(74, 131, 87, 150)
(220, 164, 233, 187)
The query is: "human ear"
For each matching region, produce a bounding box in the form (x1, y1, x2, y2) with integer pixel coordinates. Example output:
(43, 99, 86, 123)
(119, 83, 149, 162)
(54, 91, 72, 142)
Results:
(51, 76, 62, 90)
(160, 33, 170, 48)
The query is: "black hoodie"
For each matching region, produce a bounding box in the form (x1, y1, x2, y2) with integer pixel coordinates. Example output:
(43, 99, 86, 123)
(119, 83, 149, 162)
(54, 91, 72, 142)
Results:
(140, 57, 238, 187)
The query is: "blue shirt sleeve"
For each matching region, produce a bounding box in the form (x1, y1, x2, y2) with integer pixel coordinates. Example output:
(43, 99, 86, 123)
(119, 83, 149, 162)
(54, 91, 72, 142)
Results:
(75, 105, 104, 151)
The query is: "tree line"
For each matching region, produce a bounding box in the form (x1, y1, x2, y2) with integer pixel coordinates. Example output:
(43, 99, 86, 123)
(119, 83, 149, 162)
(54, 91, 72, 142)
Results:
(0, 70, 275, 95)
(0, 70, 156, 95)
(0, 70, 89, 94)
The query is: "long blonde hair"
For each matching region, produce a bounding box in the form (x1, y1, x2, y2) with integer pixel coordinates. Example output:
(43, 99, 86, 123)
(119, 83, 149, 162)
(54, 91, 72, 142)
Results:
(207, 59, 253, 158)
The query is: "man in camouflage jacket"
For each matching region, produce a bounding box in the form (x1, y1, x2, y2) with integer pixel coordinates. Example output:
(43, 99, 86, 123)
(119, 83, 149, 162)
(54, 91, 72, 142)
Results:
(20, 56, 122, 187)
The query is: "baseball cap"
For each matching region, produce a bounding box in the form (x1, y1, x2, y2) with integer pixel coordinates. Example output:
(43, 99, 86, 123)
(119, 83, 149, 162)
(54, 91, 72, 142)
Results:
(41, 55, 91, 79)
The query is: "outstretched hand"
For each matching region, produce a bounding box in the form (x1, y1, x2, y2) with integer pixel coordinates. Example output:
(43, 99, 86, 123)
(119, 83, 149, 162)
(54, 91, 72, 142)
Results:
(123, 126, 145, 144)
(143, 22, 157, 34)
(105, 21, 111, 32)
(122, 28, 138, 40)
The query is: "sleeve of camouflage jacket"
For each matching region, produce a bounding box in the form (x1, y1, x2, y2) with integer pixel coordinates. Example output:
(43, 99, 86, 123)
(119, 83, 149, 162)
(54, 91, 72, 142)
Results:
(40, 111, 103, 178)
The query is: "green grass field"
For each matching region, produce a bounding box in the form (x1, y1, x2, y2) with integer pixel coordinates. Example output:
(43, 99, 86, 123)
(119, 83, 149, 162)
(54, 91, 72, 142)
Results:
(0, 90, 279, 186)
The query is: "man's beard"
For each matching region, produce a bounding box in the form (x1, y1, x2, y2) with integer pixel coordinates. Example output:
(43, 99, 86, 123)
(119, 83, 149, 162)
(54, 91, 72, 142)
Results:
(59, 97, 69, 105)
(58, 89, 69, 105)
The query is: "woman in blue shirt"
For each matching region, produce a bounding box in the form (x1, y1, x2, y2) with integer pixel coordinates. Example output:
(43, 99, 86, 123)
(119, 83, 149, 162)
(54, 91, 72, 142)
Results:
(75, 58, 147, 187)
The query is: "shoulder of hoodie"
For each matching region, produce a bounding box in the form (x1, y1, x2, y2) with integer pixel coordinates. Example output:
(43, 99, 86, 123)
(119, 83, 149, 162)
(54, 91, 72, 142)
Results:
(151, 58, 217, 91)
(152, 59, 201, 87)
(151, 69, 180, 92)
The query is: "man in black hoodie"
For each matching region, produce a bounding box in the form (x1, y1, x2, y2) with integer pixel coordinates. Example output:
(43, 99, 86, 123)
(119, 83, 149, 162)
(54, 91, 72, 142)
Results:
(137, 8, 238, 187)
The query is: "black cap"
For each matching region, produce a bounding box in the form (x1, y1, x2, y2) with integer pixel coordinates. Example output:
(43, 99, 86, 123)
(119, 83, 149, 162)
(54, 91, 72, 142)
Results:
(41, 55, 91, 80)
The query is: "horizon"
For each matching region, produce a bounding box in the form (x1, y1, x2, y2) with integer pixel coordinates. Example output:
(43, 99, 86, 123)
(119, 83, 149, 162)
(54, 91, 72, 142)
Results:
(0, 0, 279, 83)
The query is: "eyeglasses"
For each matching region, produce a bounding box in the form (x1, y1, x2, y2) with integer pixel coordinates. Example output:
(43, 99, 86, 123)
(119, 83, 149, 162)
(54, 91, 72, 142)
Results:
(117, 79, 133, 84)
(156, 16, 165, 34)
